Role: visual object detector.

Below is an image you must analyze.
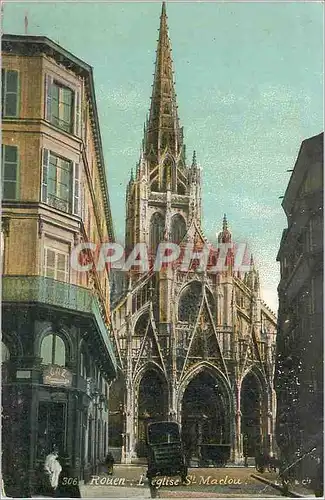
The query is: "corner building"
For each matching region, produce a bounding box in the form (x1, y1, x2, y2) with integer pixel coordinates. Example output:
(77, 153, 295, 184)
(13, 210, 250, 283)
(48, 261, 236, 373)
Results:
(110, 3, 277, 466)
(1, 34, 117, 495)
(275, 132, 323, 484)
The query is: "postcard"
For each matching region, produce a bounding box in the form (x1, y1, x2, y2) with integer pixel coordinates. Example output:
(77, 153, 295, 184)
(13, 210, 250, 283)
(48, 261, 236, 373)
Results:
(1, 1, 323, 498)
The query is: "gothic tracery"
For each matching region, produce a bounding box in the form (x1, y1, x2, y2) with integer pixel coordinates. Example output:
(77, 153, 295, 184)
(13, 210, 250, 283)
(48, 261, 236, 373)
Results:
(112, 2, 277, 465)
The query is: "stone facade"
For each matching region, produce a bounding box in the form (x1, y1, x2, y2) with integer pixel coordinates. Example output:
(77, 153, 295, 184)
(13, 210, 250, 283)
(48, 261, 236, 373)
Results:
(110, 3, 277, 466)
(1, 34, 116, 495)
(275, 132, 323, 484)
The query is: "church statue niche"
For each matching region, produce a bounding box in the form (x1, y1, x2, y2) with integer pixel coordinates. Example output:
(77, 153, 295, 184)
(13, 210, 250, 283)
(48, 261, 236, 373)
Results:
(170, 214, 186, 244)
(150, 212, 165, 255)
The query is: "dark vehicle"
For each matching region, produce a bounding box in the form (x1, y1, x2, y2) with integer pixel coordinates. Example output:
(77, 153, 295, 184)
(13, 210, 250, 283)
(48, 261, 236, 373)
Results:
(146, 421, 188, 485)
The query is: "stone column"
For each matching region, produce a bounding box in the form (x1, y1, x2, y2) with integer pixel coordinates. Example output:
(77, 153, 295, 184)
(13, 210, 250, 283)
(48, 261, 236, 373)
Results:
(124, 379, 134, 464)
(232, 382, 242, 464)
(123, 309, 134, 464)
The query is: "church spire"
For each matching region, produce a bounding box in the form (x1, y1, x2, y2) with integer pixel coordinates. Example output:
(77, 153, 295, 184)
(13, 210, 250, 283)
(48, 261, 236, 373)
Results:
(192, 150, 197, 168)
(218, 214, 232, 243)
(145, 2, 183, 163)
(223, 213, 228, 231)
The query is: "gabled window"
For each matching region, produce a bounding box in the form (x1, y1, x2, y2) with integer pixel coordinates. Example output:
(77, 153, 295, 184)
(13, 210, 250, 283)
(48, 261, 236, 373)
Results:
(1, 145, 19, 200)
(1, 69, 19, 117)
(44, 247, 69, 282)
(45, 75, 80, 135)
(41, 149, 80, 215)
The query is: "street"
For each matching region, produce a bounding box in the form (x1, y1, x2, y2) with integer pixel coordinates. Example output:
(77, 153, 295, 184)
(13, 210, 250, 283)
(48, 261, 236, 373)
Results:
(80, 466, 284, 498)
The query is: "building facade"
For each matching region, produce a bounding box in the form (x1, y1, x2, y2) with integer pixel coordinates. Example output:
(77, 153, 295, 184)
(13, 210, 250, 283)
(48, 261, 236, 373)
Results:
(110, 3, 277, 466)
(1, 34, 117, 495)
(275, 132, 323, 484)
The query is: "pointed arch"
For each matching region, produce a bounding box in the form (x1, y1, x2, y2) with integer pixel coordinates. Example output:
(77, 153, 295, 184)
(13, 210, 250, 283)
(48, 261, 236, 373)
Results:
(170, 213, 187, 244)
(161, 154, 175, 190)
(241, 370, 264, 457)
(133, 309, 167, 376)
(132, 312, 150, 360)
(149, 212, 165, 255)
(179, 362, 233, 466)
(178, 280, 203, 322)
(134, 312, 150, 336)
(135, 364, 169, 457)
(204, 285, 216, 318)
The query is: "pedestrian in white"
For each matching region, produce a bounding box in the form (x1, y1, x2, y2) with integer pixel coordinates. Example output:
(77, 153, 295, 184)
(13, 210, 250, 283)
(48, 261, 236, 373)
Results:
(44, 449, 62, 491)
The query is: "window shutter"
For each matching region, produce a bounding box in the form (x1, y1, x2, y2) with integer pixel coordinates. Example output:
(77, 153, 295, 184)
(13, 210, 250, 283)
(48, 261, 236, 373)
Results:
(41, 149, 49, 203)
(80, 185, 86, 222)
(65, 252, 69, 281)
(72, 162, 80, 215)
(44, 75, 53, 121)
(2, 70, 19, 117)
(75, 89, 81, 136)
(2, 145, 18, 200)
(44, 248, 56, 278)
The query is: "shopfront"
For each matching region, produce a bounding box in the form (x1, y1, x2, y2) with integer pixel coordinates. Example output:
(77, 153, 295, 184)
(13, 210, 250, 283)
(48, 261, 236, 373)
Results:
(1, 301, 117, 497)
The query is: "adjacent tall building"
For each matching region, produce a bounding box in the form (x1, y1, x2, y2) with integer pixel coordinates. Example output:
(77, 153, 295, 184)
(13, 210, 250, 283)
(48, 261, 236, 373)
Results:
(110, 3, 277, 466)
(1, 34, 117, 495)
(275, 132, 323, 484)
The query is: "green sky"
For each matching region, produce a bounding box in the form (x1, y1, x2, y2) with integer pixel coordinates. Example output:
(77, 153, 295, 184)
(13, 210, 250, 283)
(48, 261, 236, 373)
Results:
(3, 1, 324, 311)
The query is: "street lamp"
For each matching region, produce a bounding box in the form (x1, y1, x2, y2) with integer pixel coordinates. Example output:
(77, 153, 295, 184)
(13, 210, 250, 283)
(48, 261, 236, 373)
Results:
(91, 389, 100, 473)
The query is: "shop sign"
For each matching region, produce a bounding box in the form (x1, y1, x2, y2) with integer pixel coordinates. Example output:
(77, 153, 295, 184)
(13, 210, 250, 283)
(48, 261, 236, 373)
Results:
(16, 370, 31, 379)
(43, 365, 73, 387)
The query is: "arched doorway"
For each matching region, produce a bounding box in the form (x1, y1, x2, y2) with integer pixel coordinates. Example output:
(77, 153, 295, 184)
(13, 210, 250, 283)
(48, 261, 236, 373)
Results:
(137, 368, 168, 458)
(181, 370, 230, 466)
(241, 372, 262, 457)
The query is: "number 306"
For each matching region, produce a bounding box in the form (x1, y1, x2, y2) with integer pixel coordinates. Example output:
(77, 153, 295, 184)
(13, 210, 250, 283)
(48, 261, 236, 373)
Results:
(62, 477, 78, 485)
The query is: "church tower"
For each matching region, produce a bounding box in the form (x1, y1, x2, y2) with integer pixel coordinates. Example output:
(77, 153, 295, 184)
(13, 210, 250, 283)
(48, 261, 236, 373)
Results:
(111, 2, 277, 467)
(125, 2, 201, 256)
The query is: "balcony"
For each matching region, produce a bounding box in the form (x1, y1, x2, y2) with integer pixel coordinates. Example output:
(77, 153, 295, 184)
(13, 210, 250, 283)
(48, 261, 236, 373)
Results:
(2, 275, 92, 311)
(2, 275, 117, 374)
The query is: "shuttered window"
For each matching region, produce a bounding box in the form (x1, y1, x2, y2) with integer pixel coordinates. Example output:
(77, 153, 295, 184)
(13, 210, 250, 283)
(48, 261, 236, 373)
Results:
(44, 75, 81, 135)
(1, 69, 19, 117)
(2, 145, 19, 200)
(41, 148, 80, 216)
(44, 247, 69, 282)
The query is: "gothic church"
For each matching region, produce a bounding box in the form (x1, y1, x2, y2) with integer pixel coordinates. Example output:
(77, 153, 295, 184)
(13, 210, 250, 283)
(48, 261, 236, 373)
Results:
(110, 2, 277, 465)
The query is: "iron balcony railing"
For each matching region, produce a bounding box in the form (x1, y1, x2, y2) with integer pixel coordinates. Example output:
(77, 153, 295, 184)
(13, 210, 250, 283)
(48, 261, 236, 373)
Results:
(2, 275, 117, 371)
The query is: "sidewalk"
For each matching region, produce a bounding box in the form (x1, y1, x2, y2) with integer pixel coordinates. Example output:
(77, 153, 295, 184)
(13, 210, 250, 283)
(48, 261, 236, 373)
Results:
(251, 472, 316, 498)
